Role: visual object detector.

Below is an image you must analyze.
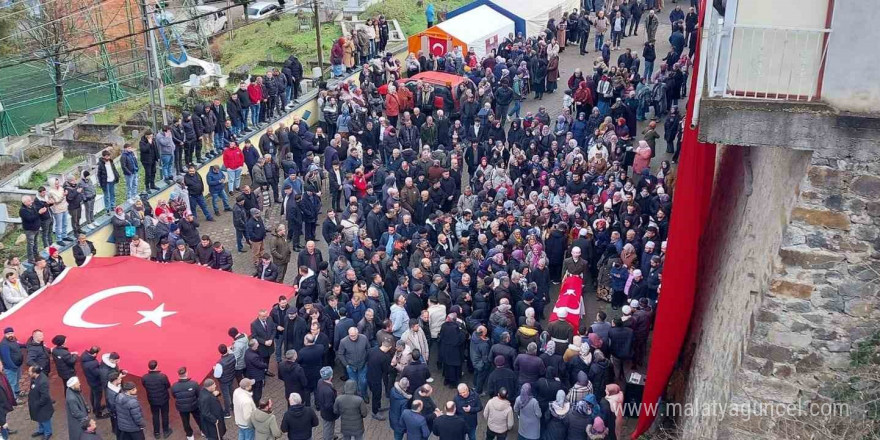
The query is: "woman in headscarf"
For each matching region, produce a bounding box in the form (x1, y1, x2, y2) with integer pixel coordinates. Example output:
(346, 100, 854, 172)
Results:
(601, 384, 624, 440)
(529, 54, 548, 100)
(513, 383, 542, 440)
(620, 243, 638, 269)
(526, 243, 546, 271)
(330, 38, 345, 78)
(567, 370, 594, 404)
(632, 140, 653, 176)
(565, 399, 594, 440)
(405, 52, 420, 78)
(110, 206, 132, 256)
(587, 417, 609, 439)
(543, 390, 569, 440)
(566, 340, 592, 386)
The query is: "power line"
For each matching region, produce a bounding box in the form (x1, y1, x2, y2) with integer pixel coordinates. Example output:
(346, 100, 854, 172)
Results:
(0, 0, 244, 70)
(0, 0, 117, 45)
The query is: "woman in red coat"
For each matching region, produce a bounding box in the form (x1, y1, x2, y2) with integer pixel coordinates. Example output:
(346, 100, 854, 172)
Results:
(352, 168, 376, 198)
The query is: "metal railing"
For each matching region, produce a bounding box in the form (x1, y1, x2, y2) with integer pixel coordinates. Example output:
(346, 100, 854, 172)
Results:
(707, 21, 832, 101)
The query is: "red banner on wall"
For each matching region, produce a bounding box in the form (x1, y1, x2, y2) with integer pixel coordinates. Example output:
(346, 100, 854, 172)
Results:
(631, 0, 718, 437)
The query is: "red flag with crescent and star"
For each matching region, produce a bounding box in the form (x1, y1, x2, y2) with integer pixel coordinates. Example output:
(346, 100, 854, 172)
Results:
(428, 36, 447, 57)
(0, 257, 291, 377)
(549, 275, 584, 329)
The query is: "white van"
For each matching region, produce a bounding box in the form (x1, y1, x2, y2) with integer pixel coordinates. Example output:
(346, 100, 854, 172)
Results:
(157, 5, 228, 46)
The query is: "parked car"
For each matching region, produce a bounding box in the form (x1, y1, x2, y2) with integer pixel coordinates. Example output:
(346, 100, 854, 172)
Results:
(156, 5, 227, 46)
(246, 2, 281, 20)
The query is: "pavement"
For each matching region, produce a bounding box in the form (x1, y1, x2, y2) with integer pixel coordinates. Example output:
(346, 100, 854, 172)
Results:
(5, 12, 679, 440)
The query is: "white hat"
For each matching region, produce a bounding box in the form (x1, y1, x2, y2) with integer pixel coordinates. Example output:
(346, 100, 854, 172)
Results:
(579, 228, 588, 237)
(557, 309, 569, 318)
(66, 376, 80, 388)
(633, 269, 643, 277)
(622, 305, 632, 315)
(630, 299, 640, 308)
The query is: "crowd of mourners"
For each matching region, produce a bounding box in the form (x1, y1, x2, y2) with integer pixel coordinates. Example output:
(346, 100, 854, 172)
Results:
(0, 0, 696, 439)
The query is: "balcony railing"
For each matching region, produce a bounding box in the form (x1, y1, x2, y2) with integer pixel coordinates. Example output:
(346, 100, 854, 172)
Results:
(706, 21, 832, 101)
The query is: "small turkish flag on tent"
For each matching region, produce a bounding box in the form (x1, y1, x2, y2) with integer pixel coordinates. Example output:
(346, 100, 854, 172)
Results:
(549, 275, 585, 329)
(0, 257, 291, 377)
(428, 36, 448, 57)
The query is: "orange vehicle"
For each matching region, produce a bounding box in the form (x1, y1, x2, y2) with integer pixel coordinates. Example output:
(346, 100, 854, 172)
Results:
(395, 71, 470, 114)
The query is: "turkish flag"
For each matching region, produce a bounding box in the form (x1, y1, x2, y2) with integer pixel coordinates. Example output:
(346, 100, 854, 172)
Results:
(0, 257, 291, 377)
(428, 36, 447, 57)
(549, 275, 584, 330)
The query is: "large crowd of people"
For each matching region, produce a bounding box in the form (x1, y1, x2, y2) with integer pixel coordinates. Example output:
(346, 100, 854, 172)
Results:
(0, 0, 695, 439)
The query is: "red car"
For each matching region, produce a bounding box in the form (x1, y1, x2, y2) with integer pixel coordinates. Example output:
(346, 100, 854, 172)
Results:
(395, 71, 469, 113)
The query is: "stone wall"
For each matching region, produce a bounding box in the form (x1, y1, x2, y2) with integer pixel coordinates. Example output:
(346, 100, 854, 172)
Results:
(678, 144, 812, 439)
(716, 137, 880, 437)
(680, 115, 880, 438)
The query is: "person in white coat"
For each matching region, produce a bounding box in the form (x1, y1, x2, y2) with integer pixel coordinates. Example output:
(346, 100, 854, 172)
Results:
(2, 272, 29, 311)
(233, 378, 257, 438)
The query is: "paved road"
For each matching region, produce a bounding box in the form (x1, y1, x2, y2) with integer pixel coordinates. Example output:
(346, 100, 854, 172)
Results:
(6, 12, 678, 440)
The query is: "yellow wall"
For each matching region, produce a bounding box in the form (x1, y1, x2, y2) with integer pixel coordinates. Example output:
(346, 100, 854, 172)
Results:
(60, 96, 321, 262)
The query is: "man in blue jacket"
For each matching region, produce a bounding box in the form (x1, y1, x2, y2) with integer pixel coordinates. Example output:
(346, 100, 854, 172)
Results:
(0, 328, 24, 397)
(205, 165, 231, 216)
(121, 143, 140, 202)
(116, 382, 146, 439)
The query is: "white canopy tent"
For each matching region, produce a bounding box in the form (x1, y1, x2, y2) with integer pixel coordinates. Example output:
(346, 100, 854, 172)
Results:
(489, 0, 580, 37)
(435, 5, 515, 59)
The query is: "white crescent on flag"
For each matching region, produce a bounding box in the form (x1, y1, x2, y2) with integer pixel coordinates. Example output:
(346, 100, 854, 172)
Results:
(62, 285, 156, 329)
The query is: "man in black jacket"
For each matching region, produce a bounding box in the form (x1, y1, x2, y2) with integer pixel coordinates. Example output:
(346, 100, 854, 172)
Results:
(432, 401, 468, 440)
(63, 175, 85, 236)
(365, 340, 392, 419)
(300, 192, 321, 242)
(287, 55, 304, 101)
(270, 296, 293, 364)
(170, 367, 202, 439)
(210, 242, 233, 271)
(608, 318, 634, 382)
(226, 93, 243, 136)
(235, 82, 252, 133)
(50, 335, 78, 384)
(314, 366, 337, 439)
(278, 350, 308, 407)
(140, 130, 160, 191)
(81, 347, 104, 418)
(142, 360, 172, 438)
(198, 380, 226, 440)
(183, 165, 214, 221)
(210, 99, 226, 153)
(28, 365, 54, 439)
(244, 340, 269, 404)
(214, 345, 236, 417)
(18, 195, 43, 263)
(96, 150, 120, 213)
(21, 257, 52, 294)
(172, 118, 187, 173)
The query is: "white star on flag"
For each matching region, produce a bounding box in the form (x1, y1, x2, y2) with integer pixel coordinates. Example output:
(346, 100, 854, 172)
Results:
(135, 303, 177, 327)
(563, 289, 577, 296)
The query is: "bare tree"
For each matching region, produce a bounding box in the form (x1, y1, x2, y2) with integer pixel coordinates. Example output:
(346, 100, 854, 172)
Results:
(19, 0, 81, 117)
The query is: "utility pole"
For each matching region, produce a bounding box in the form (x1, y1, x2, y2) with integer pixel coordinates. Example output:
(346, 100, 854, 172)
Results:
(313, 0, 323, 74)
(226, 0, 234, 40)
(147, 11, 169, 126)
(138, 0, 158, 132)
(139, 0, 168, 131)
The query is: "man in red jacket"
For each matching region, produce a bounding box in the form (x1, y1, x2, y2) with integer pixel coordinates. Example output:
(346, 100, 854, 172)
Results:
(222, 143, 245, 193)
(247, 78, 264, 127)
